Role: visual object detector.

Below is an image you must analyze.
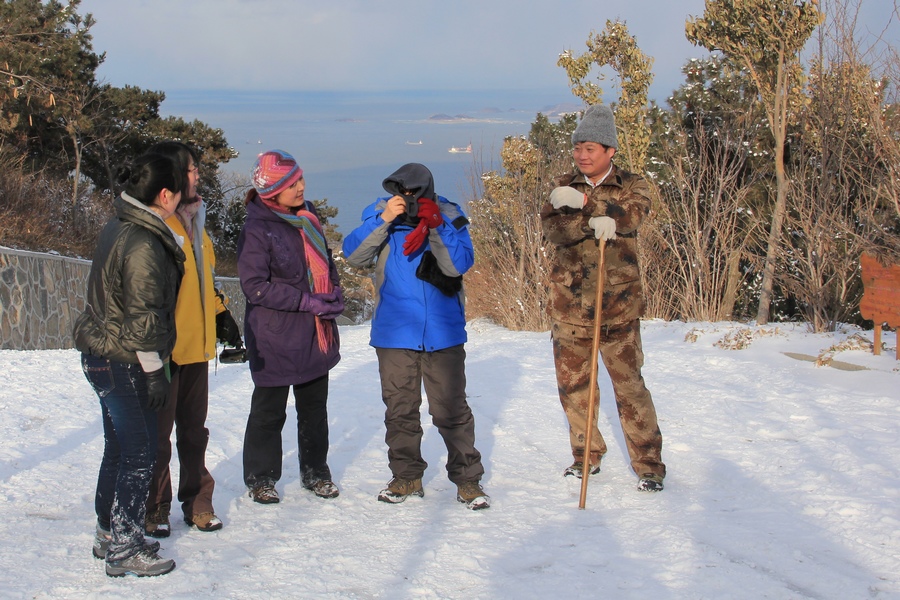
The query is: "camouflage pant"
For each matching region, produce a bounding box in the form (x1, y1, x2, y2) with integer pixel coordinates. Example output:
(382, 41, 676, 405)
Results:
(550, 319, 665, 478)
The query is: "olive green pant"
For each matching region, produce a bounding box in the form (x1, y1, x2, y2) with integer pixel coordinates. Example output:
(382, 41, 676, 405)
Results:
(376, 345, 484, 485)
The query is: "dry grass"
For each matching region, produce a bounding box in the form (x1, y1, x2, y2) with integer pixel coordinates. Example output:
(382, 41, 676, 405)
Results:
(0, 156, 110, 258)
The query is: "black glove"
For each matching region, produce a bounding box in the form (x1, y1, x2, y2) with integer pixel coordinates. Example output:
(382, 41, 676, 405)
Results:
(216, 309, 242, 347)
(145, 368, 170, 412)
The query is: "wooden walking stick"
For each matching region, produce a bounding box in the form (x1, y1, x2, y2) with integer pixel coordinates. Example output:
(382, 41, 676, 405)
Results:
(579, 239, 606, 509)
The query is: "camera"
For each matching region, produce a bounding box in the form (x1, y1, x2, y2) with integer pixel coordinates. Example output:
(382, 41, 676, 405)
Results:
(403, 194, 419, 223)
(402, 192, 420, 224)
(219, 346, 247, 364)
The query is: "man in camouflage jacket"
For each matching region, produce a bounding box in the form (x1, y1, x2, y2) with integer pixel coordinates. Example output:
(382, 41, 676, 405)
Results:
(540, 104, 666, 492)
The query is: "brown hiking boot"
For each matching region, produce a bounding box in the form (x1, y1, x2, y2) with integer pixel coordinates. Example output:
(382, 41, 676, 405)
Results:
(377, 477, 424, 504)
(249, 481, 280, 504)
(456, 481, 491, 510)
(145, 502, 171, 538)
(184, 512, 223, 532)
(305, 479, 340, 499)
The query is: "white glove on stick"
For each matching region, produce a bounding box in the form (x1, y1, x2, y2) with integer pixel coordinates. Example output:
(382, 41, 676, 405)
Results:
(549, 186, 586, 210)
(588, 216, 617, 241)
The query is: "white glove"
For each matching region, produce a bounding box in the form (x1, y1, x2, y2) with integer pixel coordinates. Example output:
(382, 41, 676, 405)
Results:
(588, 216, 617, 241)
(549, 186, 586, 210)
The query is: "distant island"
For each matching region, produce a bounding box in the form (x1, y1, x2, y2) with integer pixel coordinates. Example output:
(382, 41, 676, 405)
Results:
(428, 113, 474, 122)
(540, 103, 583, 117)
(424, 105, 578, 124)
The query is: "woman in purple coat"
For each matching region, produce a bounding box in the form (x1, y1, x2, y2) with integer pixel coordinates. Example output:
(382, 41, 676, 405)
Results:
(238, 150, 344, 503)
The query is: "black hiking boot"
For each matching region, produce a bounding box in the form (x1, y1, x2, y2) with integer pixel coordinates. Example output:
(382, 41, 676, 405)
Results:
(637, 474, 664, 492)
(563, 461, 600, 479)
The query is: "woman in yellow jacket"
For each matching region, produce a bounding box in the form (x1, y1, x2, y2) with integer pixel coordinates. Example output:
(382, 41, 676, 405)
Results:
(144, 142, 242, 536)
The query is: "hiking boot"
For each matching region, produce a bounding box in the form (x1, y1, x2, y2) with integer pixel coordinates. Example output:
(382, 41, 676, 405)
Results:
(637, 474, 664, 492)
(184, 512, 223, 532)
(305, 479, 340, 499)
(456, 481, 491, 510)
(377, 477, 424, 504)
(92, 525, 111, 560)
(249, 481, 280, 504)
(105, 548, 176, 577)
(92, 525, 160, 559)
(563, 461, 601, 479)
(145, 502, 171, 538)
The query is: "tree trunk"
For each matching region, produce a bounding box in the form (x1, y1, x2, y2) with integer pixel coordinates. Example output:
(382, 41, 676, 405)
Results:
(756, 164, 787, 324)
(756, 52, 790, 325)
(70, 131, 81, 206)
(102, 146, 116, 201)
(720, 249, 742, 321)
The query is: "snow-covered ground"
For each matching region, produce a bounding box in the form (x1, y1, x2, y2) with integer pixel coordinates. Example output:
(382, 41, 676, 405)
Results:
(0, 320, 897, 599)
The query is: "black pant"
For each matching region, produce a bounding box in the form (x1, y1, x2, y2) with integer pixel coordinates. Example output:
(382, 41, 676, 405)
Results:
(242, 374, 332, 489)
(149, 361, 215, 519)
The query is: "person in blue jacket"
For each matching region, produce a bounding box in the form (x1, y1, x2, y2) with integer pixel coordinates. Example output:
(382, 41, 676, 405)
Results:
(343, 162, 489, 510)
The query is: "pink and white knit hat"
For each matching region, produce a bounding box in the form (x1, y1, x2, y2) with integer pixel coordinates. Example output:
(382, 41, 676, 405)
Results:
(252, 150, 303, 199)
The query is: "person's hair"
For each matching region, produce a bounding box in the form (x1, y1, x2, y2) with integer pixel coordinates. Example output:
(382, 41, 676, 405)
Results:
(147, 140, 200, 175)
(117, 153, 184, 206)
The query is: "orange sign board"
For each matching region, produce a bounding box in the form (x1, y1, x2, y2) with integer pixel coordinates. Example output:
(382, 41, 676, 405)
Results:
(859, 252, 900, 359)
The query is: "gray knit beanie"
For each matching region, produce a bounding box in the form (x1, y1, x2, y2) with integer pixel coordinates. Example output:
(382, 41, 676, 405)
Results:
(571, 104, 618, 149)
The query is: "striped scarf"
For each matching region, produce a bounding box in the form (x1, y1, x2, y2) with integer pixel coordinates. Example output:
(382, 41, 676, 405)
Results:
(262, 198, 336, 353)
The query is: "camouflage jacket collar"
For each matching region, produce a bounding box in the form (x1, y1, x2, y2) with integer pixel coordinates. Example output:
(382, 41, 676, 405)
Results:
(559, 164, 626, 189)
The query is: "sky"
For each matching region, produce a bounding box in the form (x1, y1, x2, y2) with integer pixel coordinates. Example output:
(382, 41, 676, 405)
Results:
(71, 0, 899, 224)
(78, 0, 717, 100)
(0, 318, 897, 598)
(74, 0, 875, 103)
(72, 0, 900, 109)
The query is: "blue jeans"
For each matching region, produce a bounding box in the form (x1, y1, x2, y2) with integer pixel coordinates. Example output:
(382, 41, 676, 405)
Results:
(81, 354, 158, 561)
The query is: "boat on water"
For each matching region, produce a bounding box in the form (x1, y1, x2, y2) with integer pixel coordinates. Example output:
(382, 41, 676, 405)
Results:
(448, 144, 472, 154)
(406, 140, 423, 145)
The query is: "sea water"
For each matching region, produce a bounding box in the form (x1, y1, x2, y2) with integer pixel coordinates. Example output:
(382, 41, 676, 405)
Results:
(161, 89, 575, 234)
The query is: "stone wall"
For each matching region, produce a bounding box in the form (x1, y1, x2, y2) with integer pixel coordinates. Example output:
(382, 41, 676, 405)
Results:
(0, 247, 244, 351)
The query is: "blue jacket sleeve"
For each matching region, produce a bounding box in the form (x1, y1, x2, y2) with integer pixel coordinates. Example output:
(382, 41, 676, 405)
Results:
(426, 198, 473, 277)
(343, 199, 391, 267)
